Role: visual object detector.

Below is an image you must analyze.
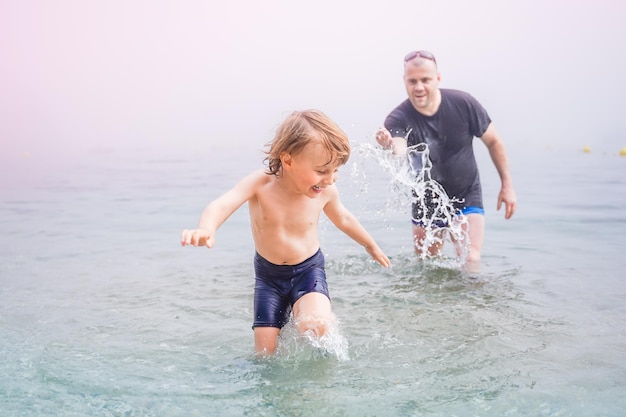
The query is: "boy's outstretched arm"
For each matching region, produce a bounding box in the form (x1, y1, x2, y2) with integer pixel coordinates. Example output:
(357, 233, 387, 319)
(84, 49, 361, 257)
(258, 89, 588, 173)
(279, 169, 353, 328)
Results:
(323, 187, 391, 267)
(181, 170, 264, 249)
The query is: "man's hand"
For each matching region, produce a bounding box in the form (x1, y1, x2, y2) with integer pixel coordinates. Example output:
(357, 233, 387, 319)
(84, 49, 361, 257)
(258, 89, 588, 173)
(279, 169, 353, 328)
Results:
(497, 187, 517, 220)
(376, 127, 393, 149)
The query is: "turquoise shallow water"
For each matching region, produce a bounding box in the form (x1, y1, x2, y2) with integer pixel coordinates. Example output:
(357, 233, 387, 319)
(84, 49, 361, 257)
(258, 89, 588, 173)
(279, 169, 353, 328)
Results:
(1, 143, 625, 416)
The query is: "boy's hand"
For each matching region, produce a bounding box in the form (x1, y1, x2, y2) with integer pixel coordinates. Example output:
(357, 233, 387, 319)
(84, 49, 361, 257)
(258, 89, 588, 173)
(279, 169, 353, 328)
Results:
(181, 229, 215, 248)
(366, 245, 391, 268)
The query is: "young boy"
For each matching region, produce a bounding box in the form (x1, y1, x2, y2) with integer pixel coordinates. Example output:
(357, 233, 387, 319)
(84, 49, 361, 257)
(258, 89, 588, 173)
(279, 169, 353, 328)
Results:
(181, 109, 391, 356)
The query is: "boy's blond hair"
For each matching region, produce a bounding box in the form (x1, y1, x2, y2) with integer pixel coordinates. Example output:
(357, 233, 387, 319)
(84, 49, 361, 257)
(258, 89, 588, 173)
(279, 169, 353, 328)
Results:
(264, 110, 351, 176)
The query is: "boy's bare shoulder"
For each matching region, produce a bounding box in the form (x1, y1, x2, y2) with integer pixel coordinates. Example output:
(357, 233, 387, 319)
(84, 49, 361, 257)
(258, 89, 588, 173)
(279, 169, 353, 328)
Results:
(237, 169, 273, 190)
(240, 169, 270, 181)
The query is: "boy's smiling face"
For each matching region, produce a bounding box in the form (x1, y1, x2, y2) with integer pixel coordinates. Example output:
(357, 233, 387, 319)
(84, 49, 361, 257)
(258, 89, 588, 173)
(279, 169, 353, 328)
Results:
(282, 141, 339, 198)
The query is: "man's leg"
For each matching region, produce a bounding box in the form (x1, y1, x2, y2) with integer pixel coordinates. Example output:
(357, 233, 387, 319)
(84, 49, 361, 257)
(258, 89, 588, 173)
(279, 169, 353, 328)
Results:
(461, 213, 484, 267)
(412, 224, 445, 258)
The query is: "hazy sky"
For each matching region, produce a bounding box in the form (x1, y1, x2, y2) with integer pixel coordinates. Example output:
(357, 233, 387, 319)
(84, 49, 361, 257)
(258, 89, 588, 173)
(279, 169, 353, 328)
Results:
(1, 0, 625, 164)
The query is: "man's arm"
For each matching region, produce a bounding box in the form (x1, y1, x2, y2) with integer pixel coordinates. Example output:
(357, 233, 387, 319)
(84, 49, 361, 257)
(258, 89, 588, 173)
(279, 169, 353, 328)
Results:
(480, 123, 517, 219)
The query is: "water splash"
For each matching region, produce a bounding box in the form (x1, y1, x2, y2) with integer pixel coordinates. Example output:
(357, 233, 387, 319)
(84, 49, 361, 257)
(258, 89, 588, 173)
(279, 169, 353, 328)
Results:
(275, 317, 350, 361)
(351, 141, 470, 266)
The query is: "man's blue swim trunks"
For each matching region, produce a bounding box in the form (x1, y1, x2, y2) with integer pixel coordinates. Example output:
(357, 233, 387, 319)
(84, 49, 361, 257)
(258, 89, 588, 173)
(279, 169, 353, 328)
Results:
(411, 181, 484, 228)
(412, 205, 485, 228)
(252, 249, 330, 329)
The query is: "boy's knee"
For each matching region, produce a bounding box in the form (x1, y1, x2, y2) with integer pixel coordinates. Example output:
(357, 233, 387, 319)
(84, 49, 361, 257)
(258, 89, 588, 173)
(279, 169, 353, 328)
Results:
(294, 313, 335, 338)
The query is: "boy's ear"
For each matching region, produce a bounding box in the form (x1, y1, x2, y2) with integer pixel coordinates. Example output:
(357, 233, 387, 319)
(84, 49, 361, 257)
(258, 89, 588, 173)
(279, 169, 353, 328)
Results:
(280, 152, 293, 167)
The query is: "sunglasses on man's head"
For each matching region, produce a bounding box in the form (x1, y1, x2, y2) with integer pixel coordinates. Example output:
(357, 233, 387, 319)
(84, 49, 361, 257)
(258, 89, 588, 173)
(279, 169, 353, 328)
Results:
(404, 50, 437, 65)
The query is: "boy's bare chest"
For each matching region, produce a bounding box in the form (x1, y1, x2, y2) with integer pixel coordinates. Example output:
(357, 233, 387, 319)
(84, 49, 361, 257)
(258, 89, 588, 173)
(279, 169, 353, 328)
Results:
(253, 192, 324, 228)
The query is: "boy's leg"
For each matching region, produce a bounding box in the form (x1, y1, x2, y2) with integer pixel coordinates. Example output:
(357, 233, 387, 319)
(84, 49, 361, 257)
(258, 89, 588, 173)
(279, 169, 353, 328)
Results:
(254, 326, 281, 356)
(292, 292, 333, 338)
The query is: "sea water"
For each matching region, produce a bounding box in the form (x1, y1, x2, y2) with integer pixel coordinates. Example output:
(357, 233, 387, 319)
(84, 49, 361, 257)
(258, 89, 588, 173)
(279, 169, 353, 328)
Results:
(1, 141, 626, 416)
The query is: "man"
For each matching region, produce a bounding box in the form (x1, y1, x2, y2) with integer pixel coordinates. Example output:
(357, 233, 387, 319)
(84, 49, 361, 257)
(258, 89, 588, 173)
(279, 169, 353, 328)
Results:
(376, 50, 517, 266)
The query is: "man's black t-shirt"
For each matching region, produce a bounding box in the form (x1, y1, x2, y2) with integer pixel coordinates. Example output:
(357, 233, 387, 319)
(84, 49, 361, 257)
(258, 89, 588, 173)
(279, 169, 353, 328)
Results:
(384, 88, 491, 209)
